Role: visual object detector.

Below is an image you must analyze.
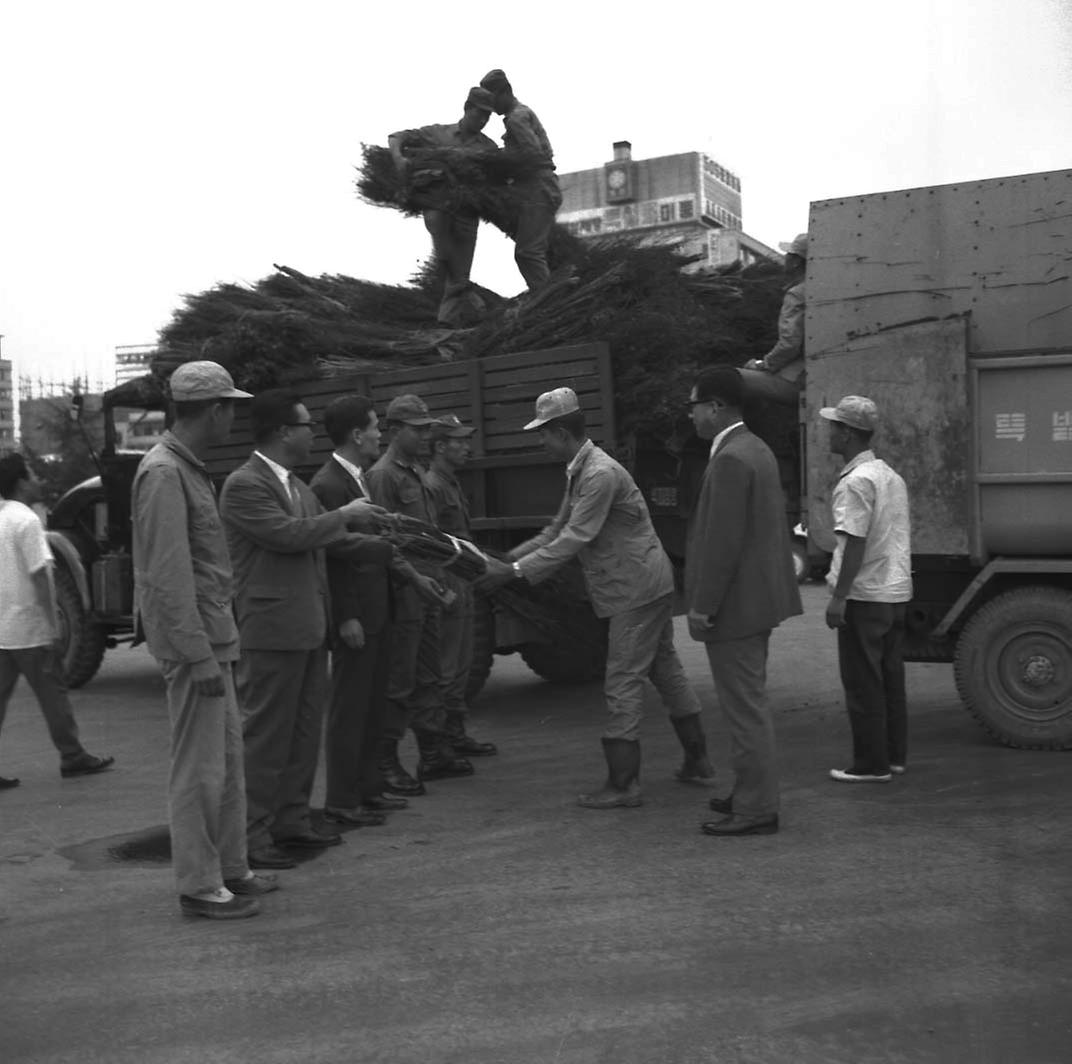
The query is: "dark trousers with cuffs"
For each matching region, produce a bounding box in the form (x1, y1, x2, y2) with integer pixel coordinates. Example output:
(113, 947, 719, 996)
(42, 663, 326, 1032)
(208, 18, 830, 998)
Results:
(837, 600, 908, 774)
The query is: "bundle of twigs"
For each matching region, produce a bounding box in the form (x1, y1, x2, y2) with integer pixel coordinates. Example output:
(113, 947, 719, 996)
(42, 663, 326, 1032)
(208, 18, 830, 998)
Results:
(386, 515, 488, 580)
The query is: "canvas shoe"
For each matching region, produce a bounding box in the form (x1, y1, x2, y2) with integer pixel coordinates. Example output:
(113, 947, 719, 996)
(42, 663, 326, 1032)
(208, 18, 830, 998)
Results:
(829, 768, 892, 783)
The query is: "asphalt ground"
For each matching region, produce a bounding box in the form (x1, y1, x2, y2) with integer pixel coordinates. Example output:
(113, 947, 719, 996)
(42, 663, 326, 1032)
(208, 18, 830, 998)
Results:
(1, 584, 1070, 1064)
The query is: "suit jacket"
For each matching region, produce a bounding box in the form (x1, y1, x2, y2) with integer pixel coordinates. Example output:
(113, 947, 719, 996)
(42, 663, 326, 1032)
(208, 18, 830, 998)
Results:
(220, 454, 351, 651)
(309, 457, 394, 636)
(685, 426, 803, 643)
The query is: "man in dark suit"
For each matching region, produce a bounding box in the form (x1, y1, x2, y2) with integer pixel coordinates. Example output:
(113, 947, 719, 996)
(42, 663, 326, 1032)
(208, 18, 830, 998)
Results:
(220, 389, 387, 870)
(310, 394, 444, 818)
(685, 366, 803, 837)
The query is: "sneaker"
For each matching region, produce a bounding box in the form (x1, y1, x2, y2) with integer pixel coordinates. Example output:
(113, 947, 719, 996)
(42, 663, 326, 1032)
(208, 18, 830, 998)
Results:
(890, 764, 906, 775)
(829, 768, 892, 783)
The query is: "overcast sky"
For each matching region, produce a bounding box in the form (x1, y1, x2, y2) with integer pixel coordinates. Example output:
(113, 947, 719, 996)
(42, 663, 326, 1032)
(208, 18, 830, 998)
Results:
(2, 0, 1071, 386)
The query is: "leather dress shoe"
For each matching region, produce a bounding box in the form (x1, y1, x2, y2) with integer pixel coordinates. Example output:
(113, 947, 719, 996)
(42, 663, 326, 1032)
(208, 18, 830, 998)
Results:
(379, 762, 426, 797)
(224, 873, 279, 895)
(60, 754, 115, 778)
(707, 795, 733, 815)
(247, 846, 297, 870)
(0, 776, 20, 789)
(276, 829, 343, 849)
(701, 814, 779, 837)
(417, 753, 475, 782)
(450, 734, 498, 757)
(180, 893, 260, 919)
(323, 805, 387, 827)
(364, 793, 409, 811)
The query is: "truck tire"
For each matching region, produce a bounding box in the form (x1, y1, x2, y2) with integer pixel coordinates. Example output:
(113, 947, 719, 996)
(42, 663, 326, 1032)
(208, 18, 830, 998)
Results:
(465, 593, 495, 702)
(520, 606, 608, 685)
(54, 564, 107, 689)
(953, 586, 1072, 750)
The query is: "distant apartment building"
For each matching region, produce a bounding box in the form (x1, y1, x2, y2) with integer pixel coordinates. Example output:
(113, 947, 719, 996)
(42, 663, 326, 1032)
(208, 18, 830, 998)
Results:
(557, 142, 781, 270)
(0, 359, 14, 450)
(113, 343, 165, 451)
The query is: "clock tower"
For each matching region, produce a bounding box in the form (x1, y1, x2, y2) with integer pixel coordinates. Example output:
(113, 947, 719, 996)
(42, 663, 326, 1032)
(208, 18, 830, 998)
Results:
(604, 140, 635, 203)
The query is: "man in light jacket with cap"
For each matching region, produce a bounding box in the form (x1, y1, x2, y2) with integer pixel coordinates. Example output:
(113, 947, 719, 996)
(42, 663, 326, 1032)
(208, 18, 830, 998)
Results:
(389, 87, 499, 326)
(685, 366, 802, 838)
(133, 360, 268, 919)
(479, 69, 562, 290)
(481, 387, 712, 809)
(821, 396, 912, 784)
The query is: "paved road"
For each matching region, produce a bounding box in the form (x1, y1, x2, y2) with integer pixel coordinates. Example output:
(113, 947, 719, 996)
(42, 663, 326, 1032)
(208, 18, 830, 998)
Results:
(2, 585, 1070, 1064)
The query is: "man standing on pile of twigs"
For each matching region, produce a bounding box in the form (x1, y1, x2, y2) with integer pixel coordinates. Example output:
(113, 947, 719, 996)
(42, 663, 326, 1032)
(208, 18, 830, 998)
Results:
(479, 68, 562, 292)
(389, 87, 499, 327)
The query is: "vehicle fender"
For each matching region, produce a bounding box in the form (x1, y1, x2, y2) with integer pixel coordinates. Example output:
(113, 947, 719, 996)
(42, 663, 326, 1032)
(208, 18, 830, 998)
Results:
(46, 532, 92, 611)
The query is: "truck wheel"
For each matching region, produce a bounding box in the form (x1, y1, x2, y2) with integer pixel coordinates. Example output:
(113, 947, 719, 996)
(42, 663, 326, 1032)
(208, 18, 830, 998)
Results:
(520, 607, 608, 685)
(954, 586, 1072, 749)
(53, 564, 107, 689)
(465, 593, 495, 702)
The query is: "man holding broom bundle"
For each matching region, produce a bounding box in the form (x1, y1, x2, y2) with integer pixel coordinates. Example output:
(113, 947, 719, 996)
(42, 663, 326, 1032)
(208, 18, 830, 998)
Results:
(388, 86, 499, 327)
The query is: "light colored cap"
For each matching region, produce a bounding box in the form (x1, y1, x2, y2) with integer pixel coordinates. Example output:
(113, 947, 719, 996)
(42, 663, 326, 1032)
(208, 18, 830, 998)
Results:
(819, 395, 879, 433)
(523, 387, 580, 430)
(786, 233, 808, 259)
(385, 393, 436, 425)
(431, 413, 476, 438)
(170, 361, 252, 402)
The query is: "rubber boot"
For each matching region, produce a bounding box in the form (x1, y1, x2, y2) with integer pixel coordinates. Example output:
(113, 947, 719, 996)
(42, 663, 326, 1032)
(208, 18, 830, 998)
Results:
(576, 738, 643, 809)
(445, 710, 498, 757)
(416, 731, 475, 782)
(671, 713, 716, 787)
(377, 738, 425, 797)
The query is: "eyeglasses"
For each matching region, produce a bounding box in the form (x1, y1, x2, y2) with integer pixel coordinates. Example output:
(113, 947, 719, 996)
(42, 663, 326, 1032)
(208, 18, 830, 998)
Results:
(283, 420, 317, 429)
(686, 399, 720, 410)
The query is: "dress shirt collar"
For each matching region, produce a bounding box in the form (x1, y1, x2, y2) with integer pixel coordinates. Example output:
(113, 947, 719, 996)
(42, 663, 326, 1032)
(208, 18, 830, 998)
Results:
(709, 421, 745, 458)
(332, 451, 368, 491)
(254, 450, 293, 491)
(838, 449, 876, 479)
(566, 438, 595, 480)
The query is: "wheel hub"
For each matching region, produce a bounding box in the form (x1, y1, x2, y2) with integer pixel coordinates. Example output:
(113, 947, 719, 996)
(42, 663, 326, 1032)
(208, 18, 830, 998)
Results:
(1022, 654, 1056, 688)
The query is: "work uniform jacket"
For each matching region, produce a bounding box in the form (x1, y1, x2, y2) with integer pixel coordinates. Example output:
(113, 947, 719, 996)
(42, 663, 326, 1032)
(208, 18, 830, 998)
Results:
(514, 440, 672, 618)
(685, 426, 803, 642)
(131, 431, 238, 667)
(762, 281, 805, 382)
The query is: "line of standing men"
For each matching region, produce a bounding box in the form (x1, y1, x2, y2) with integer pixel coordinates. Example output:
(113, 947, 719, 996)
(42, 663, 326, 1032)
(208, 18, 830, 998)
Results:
(132, 363, 495, 920)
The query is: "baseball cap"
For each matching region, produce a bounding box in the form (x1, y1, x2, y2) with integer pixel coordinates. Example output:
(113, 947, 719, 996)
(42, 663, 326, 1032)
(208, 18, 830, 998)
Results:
(431, 413, 476, 439)
(464, 86, 496, 113)
(170, 361, 252, 402)
(819, 395, 879, 433)
(523, 387, 580, 430)
(785, 233, 808, 260)
(385, 393, 436, 425)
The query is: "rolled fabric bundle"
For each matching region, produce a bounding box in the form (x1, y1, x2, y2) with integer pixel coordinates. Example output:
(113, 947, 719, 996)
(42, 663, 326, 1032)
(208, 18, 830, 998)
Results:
(386, 515, 488, 581)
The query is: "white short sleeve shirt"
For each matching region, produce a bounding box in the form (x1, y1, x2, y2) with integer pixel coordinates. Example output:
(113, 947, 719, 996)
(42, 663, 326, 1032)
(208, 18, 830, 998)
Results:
(0, 499, 55, 649)
(826, 451, 913, 603)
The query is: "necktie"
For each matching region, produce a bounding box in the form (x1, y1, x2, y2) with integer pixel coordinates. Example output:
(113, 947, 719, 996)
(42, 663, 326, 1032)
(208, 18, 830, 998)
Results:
(287, 475, 302, 515)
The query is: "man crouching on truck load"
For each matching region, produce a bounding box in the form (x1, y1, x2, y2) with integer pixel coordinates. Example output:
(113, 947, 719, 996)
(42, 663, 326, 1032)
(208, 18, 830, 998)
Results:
(821, 396, 912, 783)
(479, 387, 713, 809)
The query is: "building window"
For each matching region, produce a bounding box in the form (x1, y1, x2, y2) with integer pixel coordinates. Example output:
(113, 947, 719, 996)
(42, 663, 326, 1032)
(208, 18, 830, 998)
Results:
(678, 199, 694, 220)
(660, 203, 674, 222)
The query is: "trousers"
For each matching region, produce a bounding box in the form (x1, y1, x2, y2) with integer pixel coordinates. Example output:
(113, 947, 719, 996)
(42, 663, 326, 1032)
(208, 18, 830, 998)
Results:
(326, 630, 391, 809)
(512, 172, 563, 290)
(603, 593, 701, 742)
(837, 600, 908, 774)
(158, 658, 248, 896)
(704, 631, 780, 818)
(423, 209, 480, 324)
(0, 645, 84, 762)
(238, 647, 328, 850)
(382, 586, 444, 741)
(438, 575, 473, 716)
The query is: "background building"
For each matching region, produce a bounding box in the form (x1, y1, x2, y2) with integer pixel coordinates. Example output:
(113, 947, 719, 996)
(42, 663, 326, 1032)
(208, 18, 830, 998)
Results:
(0, 357, 14, 450)
(113, 343, 164, 450)
(557, 142, 781, 270)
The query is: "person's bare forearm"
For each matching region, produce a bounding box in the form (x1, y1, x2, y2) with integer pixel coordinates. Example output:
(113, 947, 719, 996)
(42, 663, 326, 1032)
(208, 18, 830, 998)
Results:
(833, 535, 867, 598)
(31, 566, 58, 636)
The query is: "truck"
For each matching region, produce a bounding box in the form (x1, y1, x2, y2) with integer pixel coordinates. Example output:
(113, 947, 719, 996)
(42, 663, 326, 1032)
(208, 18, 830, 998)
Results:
(46, 166, 1072, 752)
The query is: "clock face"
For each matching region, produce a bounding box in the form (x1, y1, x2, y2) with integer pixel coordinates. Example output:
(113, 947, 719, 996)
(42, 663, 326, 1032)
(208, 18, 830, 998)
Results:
(608, 168, 627, 191)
